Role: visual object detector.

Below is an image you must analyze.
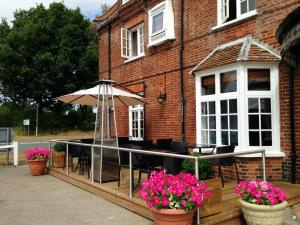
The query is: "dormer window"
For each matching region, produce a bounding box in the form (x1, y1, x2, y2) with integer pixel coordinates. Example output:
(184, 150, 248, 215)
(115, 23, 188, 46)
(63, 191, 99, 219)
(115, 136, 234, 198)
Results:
(121, 24, 144, 61)
(148, 0, 175, 46)
(217, 0, 256, 26)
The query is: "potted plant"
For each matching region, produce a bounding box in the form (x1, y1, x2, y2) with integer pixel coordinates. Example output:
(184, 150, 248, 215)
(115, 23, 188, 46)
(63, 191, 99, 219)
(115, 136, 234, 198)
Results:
(182, 152, 212, 179)
(25, 147, 50, 176)
(52, 143, 66, 168)
(139, 170, 211, 225)
(235, 180, 287, 225)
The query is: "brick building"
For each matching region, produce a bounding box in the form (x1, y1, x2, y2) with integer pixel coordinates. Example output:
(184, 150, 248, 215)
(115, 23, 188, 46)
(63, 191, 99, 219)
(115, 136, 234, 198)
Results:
(93, 0, 300, 183)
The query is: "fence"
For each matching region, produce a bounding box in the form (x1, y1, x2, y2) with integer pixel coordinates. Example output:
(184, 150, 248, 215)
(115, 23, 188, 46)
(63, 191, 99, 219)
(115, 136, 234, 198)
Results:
(50, 139, 266, 225)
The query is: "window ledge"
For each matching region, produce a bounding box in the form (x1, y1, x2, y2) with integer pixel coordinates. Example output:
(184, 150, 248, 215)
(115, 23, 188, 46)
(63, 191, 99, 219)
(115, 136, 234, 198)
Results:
(236, 151, 285, 158)
(148, 36, 175, 47)
(124, 55, 144, 64)
(212, 11, 258, 32)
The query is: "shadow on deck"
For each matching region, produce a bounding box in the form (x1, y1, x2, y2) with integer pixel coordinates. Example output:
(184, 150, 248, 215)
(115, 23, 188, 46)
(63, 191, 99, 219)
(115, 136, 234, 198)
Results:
(49, 167, 300, 225)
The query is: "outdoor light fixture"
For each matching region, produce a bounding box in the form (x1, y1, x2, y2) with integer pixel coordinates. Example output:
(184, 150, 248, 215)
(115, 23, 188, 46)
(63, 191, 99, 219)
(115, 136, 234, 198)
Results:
(157, 92, 167, 105)
(157, 72, 167, 105)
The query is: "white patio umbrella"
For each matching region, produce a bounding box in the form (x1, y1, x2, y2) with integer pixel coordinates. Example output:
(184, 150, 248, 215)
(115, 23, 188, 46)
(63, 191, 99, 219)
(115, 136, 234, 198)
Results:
(57, 83, 146, 106)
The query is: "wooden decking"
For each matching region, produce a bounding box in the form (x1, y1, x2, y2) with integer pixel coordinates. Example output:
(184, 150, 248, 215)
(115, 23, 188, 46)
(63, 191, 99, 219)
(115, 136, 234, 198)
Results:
(49, 167, 300, 225)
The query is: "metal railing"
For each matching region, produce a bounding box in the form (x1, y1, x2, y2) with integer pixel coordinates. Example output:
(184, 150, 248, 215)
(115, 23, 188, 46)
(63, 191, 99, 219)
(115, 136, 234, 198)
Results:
(50, 139, 266, 225)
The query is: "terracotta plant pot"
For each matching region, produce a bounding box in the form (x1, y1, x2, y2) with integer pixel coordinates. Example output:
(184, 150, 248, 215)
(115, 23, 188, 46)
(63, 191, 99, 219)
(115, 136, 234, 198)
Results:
(239, 199, 287, 225)
(27, 159, 48, 176)
(52, 151, 65, 168)
(152, 208, 195, 225)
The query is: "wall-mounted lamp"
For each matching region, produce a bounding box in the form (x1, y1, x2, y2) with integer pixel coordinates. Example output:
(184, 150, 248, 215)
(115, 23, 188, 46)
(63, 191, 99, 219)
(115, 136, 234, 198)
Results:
(157, 93, 167, 105)
(157, 71, 167, 105)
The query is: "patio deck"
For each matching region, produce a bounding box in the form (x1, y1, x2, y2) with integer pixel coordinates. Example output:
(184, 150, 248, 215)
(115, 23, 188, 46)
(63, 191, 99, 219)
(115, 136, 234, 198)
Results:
(49, 167, 300, 225)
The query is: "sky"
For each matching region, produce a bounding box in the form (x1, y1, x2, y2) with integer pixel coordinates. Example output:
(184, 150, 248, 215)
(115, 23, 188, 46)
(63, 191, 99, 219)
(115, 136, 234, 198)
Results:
(0, 0, 117, 23)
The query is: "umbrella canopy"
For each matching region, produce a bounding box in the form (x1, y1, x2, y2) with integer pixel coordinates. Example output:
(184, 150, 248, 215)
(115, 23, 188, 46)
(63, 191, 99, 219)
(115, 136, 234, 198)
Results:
(57, 84, 146, 106)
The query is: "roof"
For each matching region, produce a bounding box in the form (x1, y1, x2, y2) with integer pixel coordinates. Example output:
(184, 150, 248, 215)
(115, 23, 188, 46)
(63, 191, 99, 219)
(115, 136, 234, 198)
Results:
(191, 37, 281, 74)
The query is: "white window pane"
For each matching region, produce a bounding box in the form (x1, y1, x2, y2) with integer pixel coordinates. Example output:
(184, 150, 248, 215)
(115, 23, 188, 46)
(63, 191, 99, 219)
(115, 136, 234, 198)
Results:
(261, 115, 272, 129)
(260, 98, 271, 113)
(201, 116, 208, 129)
(209, 131, 216, 144)
(240, 0, 248, 14)
(221, 100, 227, 114)
(230, 132, 238, 145)
(201, 102, 208, 115)
(248, 98, 259, 113)
(221, 115, 228, 129)
(262, 131, 272, 146)
(249, 131, 260, 146)
(221, 131, 229, 145)
(249, 115, 259, 129)
(229, 115, 238, 129)
(201, 130, 208, 144)
(209, 101, 215, 114)
(152, 11, 164, 33)
(229, 99, 237, 113)
(209, 116, 216, 129)
(132, 30, 138, 57)
(248, 69, 270, 91)
(249, 0, 256, 11)
(201, 75, 215, 95)
(220, 70, 237, 93)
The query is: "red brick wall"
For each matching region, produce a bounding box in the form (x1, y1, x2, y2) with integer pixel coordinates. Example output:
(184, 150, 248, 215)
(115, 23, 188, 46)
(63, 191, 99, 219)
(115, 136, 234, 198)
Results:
(96, 0, 300, 182)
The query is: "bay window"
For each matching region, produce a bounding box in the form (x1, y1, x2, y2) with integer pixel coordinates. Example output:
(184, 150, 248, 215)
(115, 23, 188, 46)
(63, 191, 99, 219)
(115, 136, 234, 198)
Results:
(196, 63, 281, 156)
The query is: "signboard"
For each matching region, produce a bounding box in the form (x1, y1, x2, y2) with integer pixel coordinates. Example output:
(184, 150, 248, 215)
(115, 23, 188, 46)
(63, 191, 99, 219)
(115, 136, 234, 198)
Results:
(23, 119, 30, 126)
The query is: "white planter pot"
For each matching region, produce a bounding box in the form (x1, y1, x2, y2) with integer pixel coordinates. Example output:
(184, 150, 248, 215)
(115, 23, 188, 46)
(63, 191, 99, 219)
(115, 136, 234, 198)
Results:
(239, 199, 287, 225)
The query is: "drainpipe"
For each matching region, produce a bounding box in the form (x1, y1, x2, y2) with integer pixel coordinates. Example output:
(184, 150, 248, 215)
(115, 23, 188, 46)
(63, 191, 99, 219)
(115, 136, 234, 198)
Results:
(108, 23, 112, 80)
(179, 0, 185, 141)
(288, 66, 297, 184)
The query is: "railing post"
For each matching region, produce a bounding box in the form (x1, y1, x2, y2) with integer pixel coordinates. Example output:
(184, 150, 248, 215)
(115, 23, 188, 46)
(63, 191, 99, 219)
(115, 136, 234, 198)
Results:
(129, 151, 133, 198)
(91, 146, 94, 183)
(13, 141, 18, 166)
(66, 143, 69, 174)
(49, 141, 52, 167)
(262, 150, 266, 181)
(195, 157, 200, 225)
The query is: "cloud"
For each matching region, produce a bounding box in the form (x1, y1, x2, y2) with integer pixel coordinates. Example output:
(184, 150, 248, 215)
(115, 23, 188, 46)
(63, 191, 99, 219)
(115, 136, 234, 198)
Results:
(0, 0, 117, 23)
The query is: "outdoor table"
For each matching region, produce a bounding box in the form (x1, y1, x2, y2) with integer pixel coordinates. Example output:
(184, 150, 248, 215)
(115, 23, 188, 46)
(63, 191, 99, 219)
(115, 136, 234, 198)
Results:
(188, 144, 216, 154)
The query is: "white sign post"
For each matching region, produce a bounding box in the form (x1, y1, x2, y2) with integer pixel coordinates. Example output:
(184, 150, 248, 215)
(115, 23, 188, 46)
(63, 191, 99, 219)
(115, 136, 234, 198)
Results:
(23, 119, 30, 136)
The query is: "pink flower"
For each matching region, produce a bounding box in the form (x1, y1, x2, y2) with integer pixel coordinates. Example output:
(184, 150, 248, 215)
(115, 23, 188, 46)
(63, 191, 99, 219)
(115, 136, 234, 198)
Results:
(181, 200, 187, 206)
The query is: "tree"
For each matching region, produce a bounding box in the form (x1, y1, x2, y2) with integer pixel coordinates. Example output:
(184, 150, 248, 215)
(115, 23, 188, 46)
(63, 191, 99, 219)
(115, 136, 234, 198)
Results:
(0, 3, 98, 111)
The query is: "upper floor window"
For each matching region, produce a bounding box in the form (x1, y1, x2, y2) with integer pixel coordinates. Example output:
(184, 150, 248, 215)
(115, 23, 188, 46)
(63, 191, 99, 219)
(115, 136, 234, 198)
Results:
(217, 0, 256, 26)
(121, 24, 144, 61)
(148, 0, 175, 46)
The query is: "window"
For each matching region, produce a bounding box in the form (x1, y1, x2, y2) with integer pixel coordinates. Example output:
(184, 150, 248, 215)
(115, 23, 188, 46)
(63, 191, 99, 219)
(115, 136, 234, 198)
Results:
(129, 105, 144, 140)
(121, 24, 144, 60)
(122, 0, 130, 4)
(217, 0, 256, 26)
(148, 0, 175, 46)
(196, 64, 280, 156)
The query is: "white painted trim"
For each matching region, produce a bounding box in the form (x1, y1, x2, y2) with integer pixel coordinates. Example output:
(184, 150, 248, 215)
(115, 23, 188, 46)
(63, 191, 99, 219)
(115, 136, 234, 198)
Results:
(148, 0, 175, 47)
(213, 9, 257, 31)
(195, 62, 282, 155)
(124, 54, 145, 64)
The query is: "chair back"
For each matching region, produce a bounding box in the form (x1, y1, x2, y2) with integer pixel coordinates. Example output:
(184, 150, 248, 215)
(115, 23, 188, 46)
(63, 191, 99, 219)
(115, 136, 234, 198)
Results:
(171, 141, 188, 153)
(119, 144, 142, 166)
(215, 145, 235, 166)
(156, 138, 172, 150)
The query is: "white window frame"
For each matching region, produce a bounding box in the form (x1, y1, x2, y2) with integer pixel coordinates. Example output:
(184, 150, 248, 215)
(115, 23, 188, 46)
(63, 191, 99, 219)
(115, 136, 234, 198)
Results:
(129, 105, 144, 141)
(122, 0, 130, 4)
(121, 24, 144, 61)
(214, 0, 257, 29)
(148, 0, 175, 47)
(195, 62, 283, 157)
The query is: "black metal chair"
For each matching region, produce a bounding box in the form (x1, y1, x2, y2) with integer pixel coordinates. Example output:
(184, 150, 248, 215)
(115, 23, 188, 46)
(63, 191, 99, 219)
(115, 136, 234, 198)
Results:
(212, 145, 239, 187)
(162, 141, 188, 175)
(65, 143, 82, 173)
(155, 138, 173, 150)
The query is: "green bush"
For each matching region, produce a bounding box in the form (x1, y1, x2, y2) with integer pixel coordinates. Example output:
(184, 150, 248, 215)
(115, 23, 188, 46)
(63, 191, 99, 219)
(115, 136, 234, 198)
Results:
(53, 143, 66, 152)
(181, 152, 212, 180)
